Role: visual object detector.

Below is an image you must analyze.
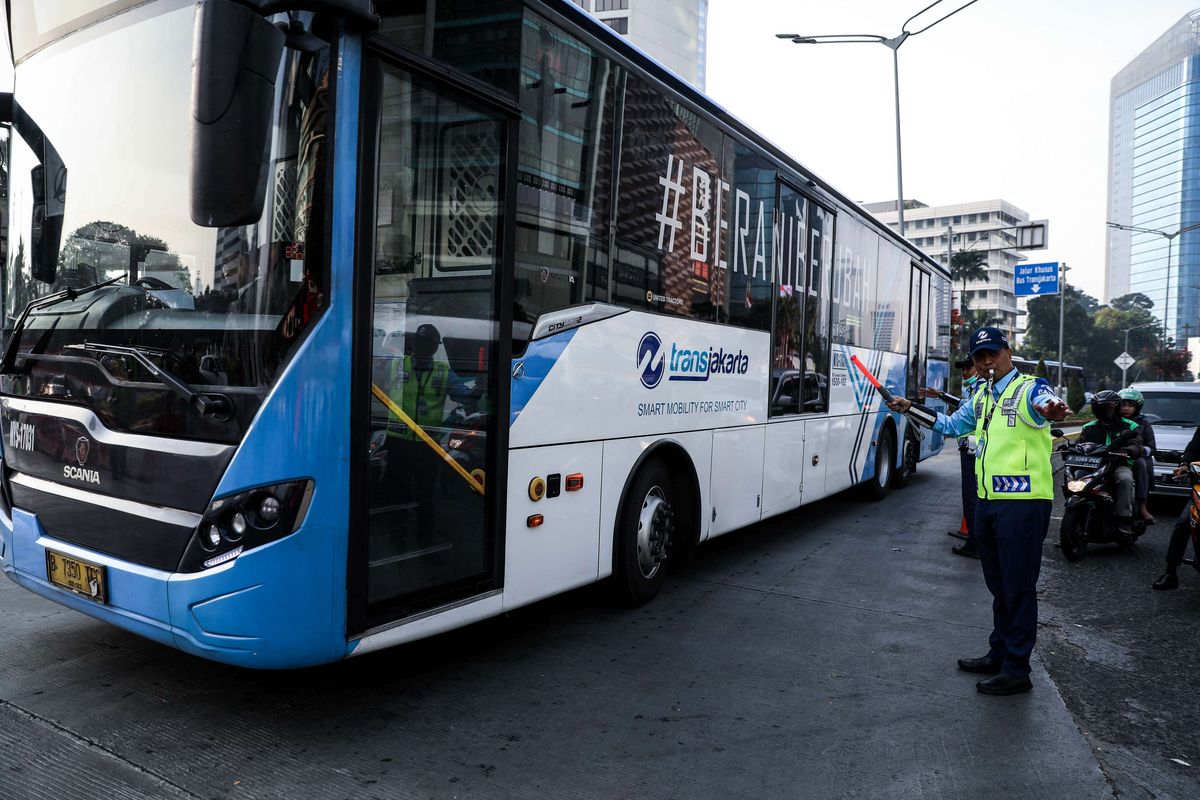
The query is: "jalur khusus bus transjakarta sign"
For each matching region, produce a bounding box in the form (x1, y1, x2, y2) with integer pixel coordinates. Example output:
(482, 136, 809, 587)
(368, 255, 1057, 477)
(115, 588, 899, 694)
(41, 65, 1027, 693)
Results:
(1014, 261, 1059, 297)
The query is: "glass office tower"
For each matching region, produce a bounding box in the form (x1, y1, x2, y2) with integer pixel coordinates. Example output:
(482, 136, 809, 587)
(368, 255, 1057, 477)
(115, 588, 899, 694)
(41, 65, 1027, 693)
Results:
(1107, 10, 1200, 344)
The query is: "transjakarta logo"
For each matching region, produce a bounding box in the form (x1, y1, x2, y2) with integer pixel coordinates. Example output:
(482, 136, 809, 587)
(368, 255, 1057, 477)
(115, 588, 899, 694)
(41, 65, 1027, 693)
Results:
(637, 331, 750, 389)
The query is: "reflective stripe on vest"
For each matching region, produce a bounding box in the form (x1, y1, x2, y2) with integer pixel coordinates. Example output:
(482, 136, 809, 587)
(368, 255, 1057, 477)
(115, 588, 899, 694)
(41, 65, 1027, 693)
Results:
(974, 374, 1053, 500)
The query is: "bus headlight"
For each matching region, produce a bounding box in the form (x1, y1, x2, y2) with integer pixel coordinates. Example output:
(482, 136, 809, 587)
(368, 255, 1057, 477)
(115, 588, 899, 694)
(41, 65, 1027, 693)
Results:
(258, 495, 281, 523)
(178, 479, 314, 573)
(202, 524, 221, 550)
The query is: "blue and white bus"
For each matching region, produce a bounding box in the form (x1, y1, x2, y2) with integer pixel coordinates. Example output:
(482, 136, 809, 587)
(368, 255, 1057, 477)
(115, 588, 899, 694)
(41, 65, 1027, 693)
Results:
(0, 0, 951, 668)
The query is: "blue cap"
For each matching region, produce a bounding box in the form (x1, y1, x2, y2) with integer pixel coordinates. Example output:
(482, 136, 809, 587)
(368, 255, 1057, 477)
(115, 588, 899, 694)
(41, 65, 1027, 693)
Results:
(968, 326, 1009, 356)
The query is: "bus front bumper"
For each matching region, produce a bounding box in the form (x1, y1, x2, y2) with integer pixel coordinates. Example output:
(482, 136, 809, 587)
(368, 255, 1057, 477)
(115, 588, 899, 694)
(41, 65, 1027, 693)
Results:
(0, 507, 345, 669)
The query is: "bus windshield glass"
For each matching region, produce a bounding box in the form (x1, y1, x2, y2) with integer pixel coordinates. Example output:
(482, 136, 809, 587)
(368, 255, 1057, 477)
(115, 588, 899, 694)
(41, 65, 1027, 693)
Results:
(2, 2, 330, 443)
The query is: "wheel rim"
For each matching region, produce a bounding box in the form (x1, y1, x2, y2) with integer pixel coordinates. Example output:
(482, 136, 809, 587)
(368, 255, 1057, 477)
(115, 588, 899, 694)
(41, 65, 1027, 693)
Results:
(878, 441, 892, 487)
(636, 485, 674, 580)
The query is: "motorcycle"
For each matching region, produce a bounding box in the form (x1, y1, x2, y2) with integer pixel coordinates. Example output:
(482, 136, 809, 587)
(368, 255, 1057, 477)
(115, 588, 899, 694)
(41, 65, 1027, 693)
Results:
(1056, 428, 1146, 561)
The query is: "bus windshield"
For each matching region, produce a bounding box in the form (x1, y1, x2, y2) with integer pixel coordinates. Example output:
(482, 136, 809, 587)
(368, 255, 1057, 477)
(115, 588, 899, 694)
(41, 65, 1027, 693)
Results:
(2, 2, 330, 442)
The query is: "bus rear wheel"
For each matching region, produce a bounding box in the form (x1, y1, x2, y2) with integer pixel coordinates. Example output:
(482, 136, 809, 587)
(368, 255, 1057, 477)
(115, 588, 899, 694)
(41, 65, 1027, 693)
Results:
(893, 428, 920, 488)
(861, 429, 894, 502)
(613, 460, 678, 606)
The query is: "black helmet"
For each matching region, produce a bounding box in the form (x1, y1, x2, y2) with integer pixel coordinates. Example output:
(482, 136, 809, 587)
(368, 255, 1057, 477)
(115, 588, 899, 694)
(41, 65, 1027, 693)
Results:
(1091, 389, 1121, 424)
(412, 323, 441, 359)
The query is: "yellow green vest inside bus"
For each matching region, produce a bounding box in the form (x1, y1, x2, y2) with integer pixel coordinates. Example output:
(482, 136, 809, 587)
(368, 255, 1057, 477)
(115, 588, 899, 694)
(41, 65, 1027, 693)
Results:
(385, 356, 451, 440)
(971, 374, 1053, 500)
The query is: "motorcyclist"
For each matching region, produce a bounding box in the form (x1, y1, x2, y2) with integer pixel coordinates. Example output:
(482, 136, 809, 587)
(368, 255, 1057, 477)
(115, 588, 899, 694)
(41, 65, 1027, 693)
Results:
(1078, 390, 1142, 535)
(1118, 387, 1156, 524)
(1152, 423, 1200, 590)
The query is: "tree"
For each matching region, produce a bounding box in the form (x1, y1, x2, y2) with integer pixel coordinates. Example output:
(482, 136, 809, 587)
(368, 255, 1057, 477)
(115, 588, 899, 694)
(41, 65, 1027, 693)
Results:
(1034, 357, 1049, 378)
(950, 251, 988, 313)
(1111, 292, 1154, 312)
(1067, 375, 1085, 413)
(1022, 286, 1098, 365)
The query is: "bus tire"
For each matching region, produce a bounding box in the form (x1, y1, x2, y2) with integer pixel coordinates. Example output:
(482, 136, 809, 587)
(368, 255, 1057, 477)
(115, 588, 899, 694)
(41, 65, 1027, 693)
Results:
(893, 428, 919, 488)
(861, 428, 894, 501)
(613, 459, 677, 606)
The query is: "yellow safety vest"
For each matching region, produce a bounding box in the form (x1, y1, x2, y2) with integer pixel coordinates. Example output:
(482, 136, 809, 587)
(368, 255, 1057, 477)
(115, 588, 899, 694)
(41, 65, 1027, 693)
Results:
(972, 374, 1053, 500)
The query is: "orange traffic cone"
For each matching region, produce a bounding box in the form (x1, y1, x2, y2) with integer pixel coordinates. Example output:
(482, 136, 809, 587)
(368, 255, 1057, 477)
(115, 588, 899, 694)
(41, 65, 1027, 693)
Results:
(947, 516, 969, 540)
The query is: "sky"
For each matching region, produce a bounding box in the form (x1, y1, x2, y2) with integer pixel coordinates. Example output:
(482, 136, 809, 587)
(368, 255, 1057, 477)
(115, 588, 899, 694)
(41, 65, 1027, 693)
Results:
(705, 0, 1200, 304)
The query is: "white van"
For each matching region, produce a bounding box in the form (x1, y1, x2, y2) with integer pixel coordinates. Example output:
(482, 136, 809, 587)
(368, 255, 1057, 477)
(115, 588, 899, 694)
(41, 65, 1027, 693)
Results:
(1129, 382, 1200, 497)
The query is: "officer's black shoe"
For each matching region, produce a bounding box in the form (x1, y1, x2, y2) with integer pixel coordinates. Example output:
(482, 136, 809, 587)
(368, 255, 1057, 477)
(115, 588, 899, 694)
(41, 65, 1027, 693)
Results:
(976, 674, 1033, 696)
(1153, 571, 1180, 591)
(952, 543, 980, 559)
(957, 656, 1002, 674)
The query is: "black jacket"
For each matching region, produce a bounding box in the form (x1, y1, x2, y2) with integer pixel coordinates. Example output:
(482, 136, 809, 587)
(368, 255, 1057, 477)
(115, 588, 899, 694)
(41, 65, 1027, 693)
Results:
(1184, 425, 1200, 464)
(1129, 413, 1157, 456)
(1080, 417, 1142, 454)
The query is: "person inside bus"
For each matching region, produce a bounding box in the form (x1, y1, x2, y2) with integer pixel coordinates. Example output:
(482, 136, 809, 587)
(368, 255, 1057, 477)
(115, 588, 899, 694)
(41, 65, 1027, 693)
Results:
(887, 327, 1069, 696)
(1152, 422, 1200, 591)
(1119, 388, 1156, 524)
(1079, 391, 1142, 537)
(382, 323, 477, 530)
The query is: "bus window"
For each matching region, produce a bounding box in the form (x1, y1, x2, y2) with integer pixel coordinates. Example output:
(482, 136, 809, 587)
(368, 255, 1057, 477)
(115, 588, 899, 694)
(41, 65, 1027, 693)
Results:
(929, 272, 952, 359)
(873, 241, 909, 353)
(907, 266, 928, 398)
(726, 143, 773, 331)
(803, 204, 833, 413)
(511, 14, 617, 346)
(771, 182, 806, 416)
(612, 73, 730, 321)
(832, 216, 875, 347)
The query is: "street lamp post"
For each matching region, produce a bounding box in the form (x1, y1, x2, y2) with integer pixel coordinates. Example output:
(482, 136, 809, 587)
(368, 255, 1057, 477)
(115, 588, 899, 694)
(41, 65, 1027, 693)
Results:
(777, 0, 981, 238)
(1121, 320, 1158, 387)
(1107, 220, 1200, 371)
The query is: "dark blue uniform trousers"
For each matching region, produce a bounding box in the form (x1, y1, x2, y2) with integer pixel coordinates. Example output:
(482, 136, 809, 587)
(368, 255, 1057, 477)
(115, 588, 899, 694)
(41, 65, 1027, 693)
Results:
(973, 497, 1053, 679)
(959, 447, 977, 538)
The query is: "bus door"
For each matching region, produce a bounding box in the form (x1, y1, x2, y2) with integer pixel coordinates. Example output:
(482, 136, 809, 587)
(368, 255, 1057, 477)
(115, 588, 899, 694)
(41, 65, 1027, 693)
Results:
(350, 43, 519, 631)
(907, 264, 928, 400)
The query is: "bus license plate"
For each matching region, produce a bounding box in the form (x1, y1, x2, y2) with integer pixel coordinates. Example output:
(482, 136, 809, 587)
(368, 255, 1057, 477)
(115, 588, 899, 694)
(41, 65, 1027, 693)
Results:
(45, 550, 107, 604)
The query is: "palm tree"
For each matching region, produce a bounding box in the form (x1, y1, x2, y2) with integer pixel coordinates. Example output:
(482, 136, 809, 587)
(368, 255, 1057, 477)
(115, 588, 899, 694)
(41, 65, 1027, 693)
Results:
(950, 251, 988, 313)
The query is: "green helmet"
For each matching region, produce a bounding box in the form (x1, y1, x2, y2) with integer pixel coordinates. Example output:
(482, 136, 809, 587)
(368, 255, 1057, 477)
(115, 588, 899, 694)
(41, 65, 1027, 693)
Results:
(1118, 387, 1143, 413)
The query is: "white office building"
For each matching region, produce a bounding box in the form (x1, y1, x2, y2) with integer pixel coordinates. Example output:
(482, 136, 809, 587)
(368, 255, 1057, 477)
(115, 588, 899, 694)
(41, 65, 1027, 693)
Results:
(866, 199, 1036, 342)
(573, 0, 708, 91)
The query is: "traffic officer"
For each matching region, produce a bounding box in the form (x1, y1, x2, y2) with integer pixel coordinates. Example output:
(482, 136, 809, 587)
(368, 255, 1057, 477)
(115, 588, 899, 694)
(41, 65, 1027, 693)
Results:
(888, 327, 1069, 696)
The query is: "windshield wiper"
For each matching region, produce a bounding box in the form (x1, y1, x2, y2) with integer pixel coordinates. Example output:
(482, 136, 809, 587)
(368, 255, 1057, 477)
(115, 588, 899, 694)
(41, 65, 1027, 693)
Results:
(63, 342, 234, 420)
(0, 276, 127, 375)
(1149, 419, 1196, 426)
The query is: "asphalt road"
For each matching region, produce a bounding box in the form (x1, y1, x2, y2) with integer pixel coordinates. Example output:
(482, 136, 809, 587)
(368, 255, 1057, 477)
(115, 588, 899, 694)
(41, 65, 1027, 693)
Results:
(0, 451, 1154, 800)
(1039, 483, 1200, 798)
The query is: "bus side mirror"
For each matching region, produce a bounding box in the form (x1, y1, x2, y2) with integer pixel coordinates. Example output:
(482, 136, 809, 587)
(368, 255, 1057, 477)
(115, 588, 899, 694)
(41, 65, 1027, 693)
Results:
(29, 163, 65, 283)
(1, 92, 67, 284)
(189, 0, 285, 227)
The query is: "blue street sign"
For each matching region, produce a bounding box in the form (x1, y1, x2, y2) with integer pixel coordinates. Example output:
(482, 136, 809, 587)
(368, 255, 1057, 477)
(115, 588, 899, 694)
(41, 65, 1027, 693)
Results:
(1014, 261, 1059, 297)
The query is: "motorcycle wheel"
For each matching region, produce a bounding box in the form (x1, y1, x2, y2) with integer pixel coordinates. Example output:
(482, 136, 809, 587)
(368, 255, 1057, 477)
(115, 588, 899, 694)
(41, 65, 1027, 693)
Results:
(1060, 506, 1088, 561)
